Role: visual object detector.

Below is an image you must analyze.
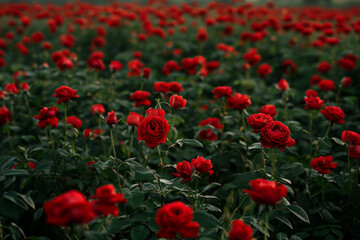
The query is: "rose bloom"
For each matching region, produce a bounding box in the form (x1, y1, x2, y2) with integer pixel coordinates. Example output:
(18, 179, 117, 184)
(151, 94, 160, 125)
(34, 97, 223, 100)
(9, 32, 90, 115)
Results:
(341, 77, 352, 87)
(228, 220, 253, 240)
(169, 94, 186, 110)
(105, 111, 117, 125)
(126, 112, 143, 126)
(84, 128, 92, 139)
(198, 118, 223, 141)
(90, 184, 127, 217)
(243, 179, 288, 205)
(318, 79, 335, 92)
(109, 60, 123, 72)
(212, 86, 234, 99)
(66, 116, 82, 129)
(172, 160, 194, 183)
(305, 89, 318, 97)
(56, 58, 73, 71)
(247, 113, 273, 133)
(258, 105, 277, 117)
(0, 106, 11, 125)
(143, 68, 151, 79)
(277, 79, 289, 91)
(5, 83, 18, 94)
(156, 201, 200, 239)
(43, 190, 95, 226)
(317, 61, 331, 74)
(198, 129, 218, 141)
(169, 82, 183, 93)
(191, 156, 213, 175)
(137, 108, 170, 148)
(154, 82, 170, 93)
(310, 75, 322, 86)
(53, 86, 79, 104)
(227, 93, 251, 110)
(34, 106, 59, 129)
(260, 121, 295, 151)
(342, 131, 360, 145)
(91, 104, 105, 115)
(320, 106, 345, 124)
(20, 82, 29, 91)
(257, 63, 272, 78)
(304, 97, 324, 110)
(349, 145, 360, 159)
(310, 155, 337, 174)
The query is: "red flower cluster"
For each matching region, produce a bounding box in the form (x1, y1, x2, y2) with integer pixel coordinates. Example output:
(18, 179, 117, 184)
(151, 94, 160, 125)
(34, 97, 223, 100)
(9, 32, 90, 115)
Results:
(34, 106, 59, 129)
(172, 156, 213, 183)
(129, 90, 151, 107)
(198, 117, 223, 141)
(154, 81, 183, 94)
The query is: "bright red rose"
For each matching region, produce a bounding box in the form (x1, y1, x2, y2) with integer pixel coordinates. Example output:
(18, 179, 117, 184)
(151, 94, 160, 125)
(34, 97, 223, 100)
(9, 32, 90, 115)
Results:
(318, 79, 335, 91)
(43, 190, 95, 226)
(277, 79, 289, 91)
(257, 63, 272, 78)
(53, 86, 79, 104)
(228, 220, 253, 240)
(169, 94, 187, 110)
(143, 68, 151, 79)
(137, 108, 170, 148)
(342, 131, 360, 145)
(260, 121, 295, 151)
(105, 111, 117, 125)
(109, 60, 123, 72)
(305, 89, 318, 97)
(156, 201, 200, 239)
(91, 104, 105, 115)
(258, 105, 277, 117)
(247, 113, 273, 133)
(317, 61, 331, 74)
(66, 116, 82, 129)
(172, 160, 194, 183)
(243, 48, 261, 66)
(0, 106, 11, 125)
(304, 97, 324, 110)
(20, 82, 29, 91)
(349, 145, 360, 159)
(126, 112, 143, 126)
(91, 184, 127, 217)
(212, 86, 233, 99)
(5, 83, 18, 94)
(196, 27, 208, 42)
(243, 179, 288, 205)
(320, 106, 345, 124)
(341, 77, 352, 87)
(310, 155, 337, 174)
(191, 156, 213, 175)
(34, 106, 59, 129)
(227, 93, 251, 110)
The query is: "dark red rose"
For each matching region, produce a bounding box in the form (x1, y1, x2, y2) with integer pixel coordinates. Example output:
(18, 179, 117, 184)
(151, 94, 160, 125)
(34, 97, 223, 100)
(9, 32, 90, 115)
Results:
(304, 97, 324, 110)
(227, 93, 251, 110)
(34, 106, 59, 129)
(43, 190, 95, 226)
(260, 121, 295, 152)
(199, 117, 223, 130)
(156, 201, 200, 239)
(169, 82, 183, 93)
(242, 179, 288, 205)
(191, 156, 213, 175)
(91, 104, 105, 115)
(105, 111, 117, 125)
(109, 60, 122, 72)
(53, 86, 79, 104)
(169, 94, 187, 110)
(198, 129, 217, 141)
(87, 58, 105, 71)
(342, 131, 360, 145)
(172, 160, 194, 183)
(310, 75, 322, 86)
(317, 61, 331, 74)
(318, 79, 335, 91)
(281, 59, 298, 75)
(243, 48, 261, 66)
(66, 116, 82, 129)
(162, 61, 181, 76)
(228, 220, 253, 240)
(338, 58, 355, 71)
(257, 63, 272, 78)
(137, 108, 170, 148)
(126, 112, 143, 126)
(310, 155, 337, 174)
(349, 145, 360, 159)
(305, 89, 318, 97)
(196, 27, 208, 41)
(56, 58, 73, 71)
(277, 79, 289, 91)
(247, 113, 273, 133)
(143, 68, 151, 79)
(212, 86, 233, 99)
(0, 106, 11, 125)
(341, 77, 352, 87)
(258, 105, 277, 117)
(5, 83, 18, 94)
(154, 82, 170, 93)
(84, 128, 92, 139)
(320, 106, 345, 124)
(129, 90, 150, 101)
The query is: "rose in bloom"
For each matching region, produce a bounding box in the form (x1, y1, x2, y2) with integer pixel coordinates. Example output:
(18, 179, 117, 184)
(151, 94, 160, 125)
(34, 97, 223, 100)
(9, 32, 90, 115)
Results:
(66, 116, 82, 129)
(34, 106, 59, 129)
(242, 179, 288, 205)
(320, 106, 345, 124)
(317, 61, 331, 74)
(172, 160, 194, 183)
(198, 117, 223, 141)
(349, 145, 360, 159)
(281, 59, 298, 75)
(260, 121, 295, 152)
(318, 79, 335, 92)
(258, 105, 277, 118)
(310, 75, 322, 86)
(20, 82, 29, 91)
(169, 82, 183, 93)
(277, 79, 289, 91)
(227, 93, 251, 110)
(84, 128, 92, 139)
(156, 201, 200, 239)
(91, 104, 105, 115)
(105, 111, 117, 125)
(5, 83, 18, 94)
(196, 27, 208, 41)
(304, 97, 324, 110)
(126, 112, 143, 126)
(247, 113, 273, 133)
(53, 86, 79, 104)
(212, 86, 233, 99)
(341, 77, 352, 87)
(43, 190, 95, 226)
(257, 63, 272, 78)
(142, 68, 151, 79)
(342, 131, 360, 145)
(154, 82, 170, 93)
(228, 220, 253, 240)
(243, 48, 261, 67)
(169, 94, 187, 110)
(0, 106, 11, 125)
(90, 184, 127, 217)
(137, 108, 170, 148)
(191, 156, 213, 175)
(305, 89, 318, 97)
(129, 90, 151, 107)
(310, 155, 337, 174)
(109, 60, 123, 72)
(56, 58, 73, 71)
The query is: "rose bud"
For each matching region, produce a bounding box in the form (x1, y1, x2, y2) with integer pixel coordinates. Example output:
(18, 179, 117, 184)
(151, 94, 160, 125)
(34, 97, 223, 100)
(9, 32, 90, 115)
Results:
(20, 82, 29, 91)
(143, 68, 151, 79)
(277, 79, 289, 91)
(105, 111, 117, 125)
(169, 94, 187, 110)
(258, 105, 277, 117)
(66, 116, 82, 129)
(84, 128, 92, 139)
(91, 104, 105, 115)
(126, 112, 144, 126)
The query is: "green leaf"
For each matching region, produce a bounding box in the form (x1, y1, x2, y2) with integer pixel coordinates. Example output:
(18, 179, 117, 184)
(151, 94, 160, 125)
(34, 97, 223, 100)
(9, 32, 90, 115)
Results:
(275, 214, 293, 229)
(289, 235, 303, 240)
(276, 232, 288, 240)
(130, 225, 150, 240)
(175, 138, 203, 148)
(331, 137, 345, 146)
(201, 182, 221, 193)
(193, 211, 220, 229)
(3, 191, 35, 210)
(248, 143, 262, 150)
(84, 231, 111, 240)
(287, 205, 310, 223)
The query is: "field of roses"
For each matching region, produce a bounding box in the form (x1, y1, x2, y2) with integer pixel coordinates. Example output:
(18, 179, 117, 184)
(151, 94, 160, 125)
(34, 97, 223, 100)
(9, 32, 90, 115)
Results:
(0, 0, 360, 239)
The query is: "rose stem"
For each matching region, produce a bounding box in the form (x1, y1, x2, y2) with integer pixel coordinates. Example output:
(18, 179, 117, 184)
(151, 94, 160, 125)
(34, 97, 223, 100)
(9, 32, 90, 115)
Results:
(64, 103, 68, 142)
(322, 174, 325, 203)
(241, 110, 247, 132)
(128, 127, 134, 158)
(48, 125, 54, 150)
(272, 148, 277, 179)
(110, 127, 116, 160)
(6, 122, 14, 153)
(347, 145, 352, 188)
(157, 145, 164, 166)
(264, 210, 270, 240)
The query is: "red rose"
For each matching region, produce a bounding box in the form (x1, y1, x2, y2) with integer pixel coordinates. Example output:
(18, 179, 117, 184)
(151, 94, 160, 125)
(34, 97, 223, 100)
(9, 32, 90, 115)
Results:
(53, 86, 79, 104)
(247, 113, 273, 133)
(242, 179, 288, 205)
(227, 93, 251, 110)
(87, 58, 105, 71)
(56, 58, 73, 71)
(258, 105, 277, 117)
(84, 128, 92, 139)
(257, 63, 272, 78)
(126, 112, 143, 126)
(34, 106, 59, 129)
(5, 83, 18, 94)
(277, 79, 289, 91)
(156, 201, 200, 239)
(90, 184, 127, 217)
(310, 75, 322, 86)
(338, 58, 355, 71)
(349, 145, 360, 159)
(342, 131, 360, 145)
(196, 27, 208, 42)
(20, 82, 29, 91)
(228, 220, 253, 240)
(341, 77, 352, 87)
(169, 94, 187, 110)
(169, 82, 183, 93)
(305, 89, 318, 97)
(304, 97, 324, 110)
(0, 106, 11, 125)
(137, 108, 170, 148)
(66, 116, 82, 129)
(43, 190, 95, 226)
(310, 155, 337, 174)
(199, 117, 223, 130)
(320, 106, 345, 124)
(129, 90, 151, 107)
(281, 59, 297, 75)
(198, 129, 218, 141)
(143, 68, 151, 79)
(191, 156, 213, 175)
(91, 104, 105, 115)
(154, 82, 170, 93)
(243, 48, 261, 66)
(105, 111, 117, 125)
(260, 121, 295, 152)
(109, 60, 123, 72)
(212, 86, 234, 99)
(318, 79, 335, 91)
(317, 61, 331, 74)
(172, 160, 194, 183)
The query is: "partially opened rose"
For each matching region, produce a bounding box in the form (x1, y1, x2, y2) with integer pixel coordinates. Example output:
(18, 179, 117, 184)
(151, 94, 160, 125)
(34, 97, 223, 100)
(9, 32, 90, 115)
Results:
(243, 179, 288, 205)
